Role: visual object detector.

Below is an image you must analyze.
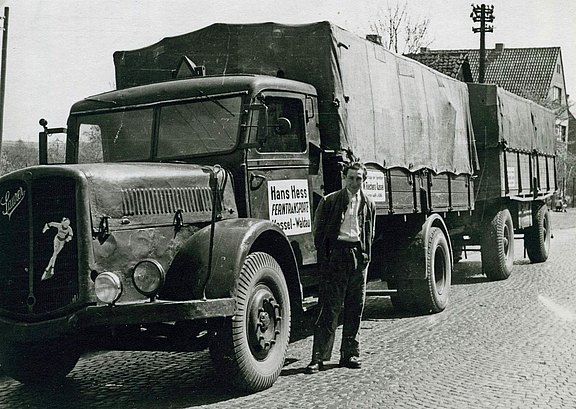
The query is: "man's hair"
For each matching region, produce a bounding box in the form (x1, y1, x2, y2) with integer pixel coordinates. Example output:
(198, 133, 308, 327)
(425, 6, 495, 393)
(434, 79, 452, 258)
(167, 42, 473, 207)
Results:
(342, 161, 368, 180)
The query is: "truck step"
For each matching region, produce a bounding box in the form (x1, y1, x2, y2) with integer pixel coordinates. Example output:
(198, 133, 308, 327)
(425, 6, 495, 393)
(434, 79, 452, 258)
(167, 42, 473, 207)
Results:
(302, 296, 318, 311)
(365, 289, 397, 297)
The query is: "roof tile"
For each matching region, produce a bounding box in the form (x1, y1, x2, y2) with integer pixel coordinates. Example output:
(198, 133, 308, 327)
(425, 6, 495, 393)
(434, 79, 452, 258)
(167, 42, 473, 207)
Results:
(406, 47, 560, 103)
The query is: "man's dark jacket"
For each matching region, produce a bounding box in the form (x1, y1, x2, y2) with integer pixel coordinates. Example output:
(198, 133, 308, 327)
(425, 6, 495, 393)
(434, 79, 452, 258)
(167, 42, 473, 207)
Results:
(313, 188, 376, 265)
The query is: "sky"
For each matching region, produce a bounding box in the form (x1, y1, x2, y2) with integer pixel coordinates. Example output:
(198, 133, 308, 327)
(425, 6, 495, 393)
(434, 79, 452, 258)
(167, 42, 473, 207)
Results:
(0, 0, 575, 142)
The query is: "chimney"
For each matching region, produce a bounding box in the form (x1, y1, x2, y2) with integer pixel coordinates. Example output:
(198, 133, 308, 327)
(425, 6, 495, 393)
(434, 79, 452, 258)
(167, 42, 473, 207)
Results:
(495, 43, 504, 51)
(366, 34, 382, 45)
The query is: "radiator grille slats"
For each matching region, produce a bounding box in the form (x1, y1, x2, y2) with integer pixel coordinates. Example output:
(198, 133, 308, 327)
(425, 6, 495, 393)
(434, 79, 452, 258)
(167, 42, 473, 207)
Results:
(122, 187, 212, 216)
(0, 176, 79, 317)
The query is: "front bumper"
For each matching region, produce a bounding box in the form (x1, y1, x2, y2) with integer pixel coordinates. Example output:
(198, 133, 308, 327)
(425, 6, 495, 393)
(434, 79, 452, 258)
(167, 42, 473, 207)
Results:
(0, 298, 236, 343)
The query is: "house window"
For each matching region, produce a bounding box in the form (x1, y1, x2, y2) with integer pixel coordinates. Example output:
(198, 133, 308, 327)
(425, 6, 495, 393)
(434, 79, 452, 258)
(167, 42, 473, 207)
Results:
(552, 86, 562, 102)
(557, 64, 561, 74)
(555, 124, 567, 142)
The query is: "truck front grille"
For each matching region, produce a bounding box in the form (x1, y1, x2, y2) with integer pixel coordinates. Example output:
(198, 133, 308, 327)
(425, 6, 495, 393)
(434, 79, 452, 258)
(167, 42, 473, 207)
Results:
(0, 176, 79, 316)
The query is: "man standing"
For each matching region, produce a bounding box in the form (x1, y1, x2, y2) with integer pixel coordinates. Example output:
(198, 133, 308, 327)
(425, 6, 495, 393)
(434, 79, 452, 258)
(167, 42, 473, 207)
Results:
(306, 161, 376, 373)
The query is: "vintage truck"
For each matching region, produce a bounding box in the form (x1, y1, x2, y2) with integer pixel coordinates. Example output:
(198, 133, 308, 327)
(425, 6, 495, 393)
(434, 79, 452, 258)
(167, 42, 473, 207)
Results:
(0, 22, 556, 391)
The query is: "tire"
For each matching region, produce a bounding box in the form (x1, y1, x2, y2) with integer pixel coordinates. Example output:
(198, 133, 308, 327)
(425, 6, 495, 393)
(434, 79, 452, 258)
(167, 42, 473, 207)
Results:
(392, 227, 451, 314)
(414, 227, 452, 313)
(0, 338, 80, 384)
(525, 204, 551, 263)
(481, 209, 514, 281)
(209, 252, 290, 392)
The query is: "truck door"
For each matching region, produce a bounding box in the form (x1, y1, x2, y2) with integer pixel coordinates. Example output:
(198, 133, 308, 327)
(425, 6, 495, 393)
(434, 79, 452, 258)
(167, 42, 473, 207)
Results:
(246, 92, 316, 266)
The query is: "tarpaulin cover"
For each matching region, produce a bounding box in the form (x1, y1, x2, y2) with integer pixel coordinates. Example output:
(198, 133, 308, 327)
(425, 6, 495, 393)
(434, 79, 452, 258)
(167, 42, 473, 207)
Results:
(468, 83, 556, 155)
(114, 22, 475, 175)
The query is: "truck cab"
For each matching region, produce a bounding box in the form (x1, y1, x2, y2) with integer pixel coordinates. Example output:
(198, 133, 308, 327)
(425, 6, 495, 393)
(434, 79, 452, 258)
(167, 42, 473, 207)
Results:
(0, 74, 322, 391)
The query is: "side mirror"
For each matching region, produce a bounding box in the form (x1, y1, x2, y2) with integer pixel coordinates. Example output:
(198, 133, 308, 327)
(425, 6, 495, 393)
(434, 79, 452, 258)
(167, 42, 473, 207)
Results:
(38, 118, 67, 165)
(275, 117, 292, 135)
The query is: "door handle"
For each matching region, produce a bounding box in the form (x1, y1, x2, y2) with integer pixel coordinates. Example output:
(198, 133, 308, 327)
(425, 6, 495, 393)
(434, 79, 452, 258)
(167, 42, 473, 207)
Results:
(250, 172, 266, 190)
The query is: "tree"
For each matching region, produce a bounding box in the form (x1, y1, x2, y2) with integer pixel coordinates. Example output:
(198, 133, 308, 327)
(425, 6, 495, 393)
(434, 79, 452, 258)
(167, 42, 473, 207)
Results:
(78, 125, 103, 163)
(0, 140, 38, 175)
(370, 0, 432, 54)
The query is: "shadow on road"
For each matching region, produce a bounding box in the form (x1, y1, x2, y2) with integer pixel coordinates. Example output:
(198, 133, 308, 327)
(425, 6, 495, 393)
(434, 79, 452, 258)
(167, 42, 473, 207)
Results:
(451, 260, 488, 285)
(1, 351, 252, 409)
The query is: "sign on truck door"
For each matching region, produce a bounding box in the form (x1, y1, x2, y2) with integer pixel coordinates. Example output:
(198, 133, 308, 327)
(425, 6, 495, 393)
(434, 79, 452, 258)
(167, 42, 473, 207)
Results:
(246, 93, 316, 265)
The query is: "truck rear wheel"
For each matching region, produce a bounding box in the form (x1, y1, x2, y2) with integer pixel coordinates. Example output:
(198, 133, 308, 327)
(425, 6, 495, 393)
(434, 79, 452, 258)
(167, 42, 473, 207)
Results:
(481, 209, 514, 280)
(525, 204, 551, 263)
(392, 227, 451, 314)
(414, 227, 451, 313)
(0, 338, 80, 385)
(209, 252, 290, 392)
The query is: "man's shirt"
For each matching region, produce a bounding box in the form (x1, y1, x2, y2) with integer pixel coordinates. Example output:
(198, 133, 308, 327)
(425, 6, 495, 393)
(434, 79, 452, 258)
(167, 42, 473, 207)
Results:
(337, 189, 361, 242)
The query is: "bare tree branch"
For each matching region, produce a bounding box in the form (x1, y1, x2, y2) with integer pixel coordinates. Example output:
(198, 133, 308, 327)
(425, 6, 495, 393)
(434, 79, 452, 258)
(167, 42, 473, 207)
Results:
(370, 0, 432, 54)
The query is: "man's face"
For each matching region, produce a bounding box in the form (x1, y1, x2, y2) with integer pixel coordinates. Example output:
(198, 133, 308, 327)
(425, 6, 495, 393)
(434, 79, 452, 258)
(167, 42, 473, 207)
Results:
(344, 168, 364, 195)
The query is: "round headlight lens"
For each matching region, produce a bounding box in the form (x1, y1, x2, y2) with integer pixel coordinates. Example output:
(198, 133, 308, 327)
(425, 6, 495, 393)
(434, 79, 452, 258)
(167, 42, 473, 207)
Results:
(94, 272, 122, 304)
(132, 259, 165, 297)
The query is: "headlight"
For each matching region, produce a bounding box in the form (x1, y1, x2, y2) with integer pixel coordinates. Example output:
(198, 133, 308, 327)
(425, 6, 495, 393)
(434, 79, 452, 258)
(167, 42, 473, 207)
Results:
(95, 272, 122, 304)
(132, 259, 165, 298)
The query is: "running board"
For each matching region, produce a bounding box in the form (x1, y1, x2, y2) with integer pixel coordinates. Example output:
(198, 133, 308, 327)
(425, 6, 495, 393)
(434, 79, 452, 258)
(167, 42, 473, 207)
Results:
(302, 288, 397, 311)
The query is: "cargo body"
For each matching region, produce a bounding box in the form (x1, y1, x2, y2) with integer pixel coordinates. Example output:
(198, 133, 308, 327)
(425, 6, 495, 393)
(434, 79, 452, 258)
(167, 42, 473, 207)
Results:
(0, 22, 556, 391)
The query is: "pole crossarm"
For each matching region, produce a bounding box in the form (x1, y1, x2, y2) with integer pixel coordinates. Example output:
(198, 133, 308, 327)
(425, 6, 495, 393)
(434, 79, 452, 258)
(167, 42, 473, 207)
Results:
(470, 4, 495, 84)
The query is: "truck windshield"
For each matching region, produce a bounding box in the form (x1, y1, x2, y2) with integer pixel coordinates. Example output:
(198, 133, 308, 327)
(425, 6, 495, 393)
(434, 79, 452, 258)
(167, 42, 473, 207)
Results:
(75, 95, 242, 163)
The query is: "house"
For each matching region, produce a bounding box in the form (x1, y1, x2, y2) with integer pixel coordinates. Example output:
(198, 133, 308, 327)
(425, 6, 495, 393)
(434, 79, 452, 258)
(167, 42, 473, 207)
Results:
(568, 109, 576, 156)
(406, 44, 569, 144)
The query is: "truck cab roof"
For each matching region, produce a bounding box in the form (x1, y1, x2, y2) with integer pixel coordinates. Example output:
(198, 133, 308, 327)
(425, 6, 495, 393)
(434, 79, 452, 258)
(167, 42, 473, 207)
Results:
(70, 74, 317, 114)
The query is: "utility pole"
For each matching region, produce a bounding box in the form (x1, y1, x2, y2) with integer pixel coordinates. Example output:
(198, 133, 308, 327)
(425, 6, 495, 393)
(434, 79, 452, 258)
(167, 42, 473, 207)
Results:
(0, 6, 9, 156)
(471, 4, 495, 84)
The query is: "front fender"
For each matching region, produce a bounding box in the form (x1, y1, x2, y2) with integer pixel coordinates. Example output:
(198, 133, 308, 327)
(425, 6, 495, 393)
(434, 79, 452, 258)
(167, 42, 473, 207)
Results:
(160, 219, 301, 302)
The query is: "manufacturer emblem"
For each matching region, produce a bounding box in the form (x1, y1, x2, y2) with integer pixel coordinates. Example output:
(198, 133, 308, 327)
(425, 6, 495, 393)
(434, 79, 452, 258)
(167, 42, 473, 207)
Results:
(41, 217, 74, 281)
(1, 187, 26, 220)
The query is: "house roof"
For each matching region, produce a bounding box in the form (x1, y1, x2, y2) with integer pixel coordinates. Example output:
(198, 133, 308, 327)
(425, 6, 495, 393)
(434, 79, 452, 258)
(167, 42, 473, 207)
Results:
(404, 52, 473, 82)
(406, 47, 561, 103)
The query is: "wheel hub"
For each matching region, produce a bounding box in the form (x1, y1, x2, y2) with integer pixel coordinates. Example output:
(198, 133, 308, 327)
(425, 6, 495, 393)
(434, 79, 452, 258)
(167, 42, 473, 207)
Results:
(249, 287, 282, 356)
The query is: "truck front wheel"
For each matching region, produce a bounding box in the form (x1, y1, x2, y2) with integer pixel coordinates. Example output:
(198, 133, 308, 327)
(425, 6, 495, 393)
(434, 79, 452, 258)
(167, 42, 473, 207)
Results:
(481, 209, 514, 280)
(209, 252, 291, 392)
(525, 204, 551, 263)
(0, 338, 81, 384)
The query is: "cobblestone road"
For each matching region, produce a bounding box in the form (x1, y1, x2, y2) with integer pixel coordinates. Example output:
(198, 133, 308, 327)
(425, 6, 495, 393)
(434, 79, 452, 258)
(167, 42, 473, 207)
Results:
(1, 209, 575, 408)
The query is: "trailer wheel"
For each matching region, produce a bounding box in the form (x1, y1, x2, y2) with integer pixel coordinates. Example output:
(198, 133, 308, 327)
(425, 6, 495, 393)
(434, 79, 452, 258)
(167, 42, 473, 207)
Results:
(525, 204, 551, 263)
(481, 209, 514, 280)
(209, 252, 290, 392)
(392, 227, 451, 314)
(0, 338, 80, 384)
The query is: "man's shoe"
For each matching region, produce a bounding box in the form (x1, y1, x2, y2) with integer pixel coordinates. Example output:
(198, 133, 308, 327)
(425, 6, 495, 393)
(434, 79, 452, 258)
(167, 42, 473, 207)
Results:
(339, 356, 361, 369)
(305, 361, 324, 374)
